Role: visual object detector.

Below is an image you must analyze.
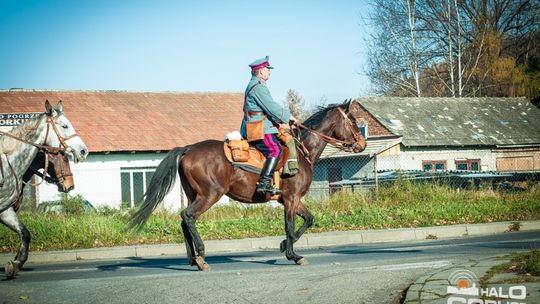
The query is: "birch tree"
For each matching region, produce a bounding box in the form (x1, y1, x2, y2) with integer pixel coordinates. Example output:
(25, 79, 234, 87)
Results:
(365, 0, 540, 98)
(366, 0, 424, 97)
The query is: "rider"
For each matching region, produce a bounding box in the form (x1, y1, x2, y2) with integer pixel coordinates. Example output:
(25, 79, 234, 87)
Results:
(240, 56, 297, 195)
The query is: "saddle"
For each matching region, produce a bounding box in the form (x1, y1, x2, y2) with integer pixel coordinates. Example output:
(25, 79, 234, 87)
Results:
(223, 139, 290, 198)
(224, 141, 289, 170)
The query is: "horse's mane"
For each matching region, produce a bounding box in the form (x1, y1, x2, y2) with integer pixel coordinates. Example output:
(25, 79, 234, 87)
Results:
(0, 113, 45, 153)
(302, 102, 344, 129)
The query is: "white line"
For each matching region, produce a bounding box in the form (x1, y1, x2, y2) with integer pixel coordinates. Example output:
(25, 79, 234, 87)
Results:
(366, 260, 451, 271)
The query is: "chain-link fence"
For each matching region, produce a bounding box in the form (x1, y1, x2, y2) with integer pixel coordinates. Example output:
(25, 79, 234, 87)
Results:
(309, 147, 540, 199)
(20, 146, 540, 211)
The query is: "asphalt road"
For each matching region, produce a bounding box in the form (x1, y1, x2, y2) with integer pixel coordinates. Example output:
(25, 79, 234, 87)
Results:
(1, 231, 539, 304)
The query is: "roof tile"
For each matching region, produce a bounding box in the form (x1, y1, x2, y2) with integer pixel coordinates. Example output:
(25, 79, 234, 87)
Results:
(0, 91, 244, 152)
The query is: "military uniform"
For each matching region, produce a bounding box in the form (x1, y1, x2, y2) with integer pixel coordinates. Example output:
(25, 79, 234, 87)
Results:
(240, 76, 291, 139)
(241, 56, 295, 195)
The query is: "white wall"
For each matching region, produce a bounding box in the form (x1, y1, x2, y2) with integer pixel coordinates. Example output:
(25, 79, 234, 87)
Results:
(376, 148, 496, 171)
(36, 152, 230, 212)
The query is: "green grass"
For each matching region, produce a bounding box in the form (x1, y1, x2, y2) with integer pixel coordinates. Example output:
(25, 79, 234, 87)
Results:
(1, 181, 539, 253)
(521, 250, 540, 276)
(481, 250, 540, 286)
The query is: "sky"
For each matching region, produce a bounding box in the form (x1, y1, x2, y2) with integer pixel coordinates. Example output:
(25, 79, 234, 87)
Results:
(0, 0, 373, 108)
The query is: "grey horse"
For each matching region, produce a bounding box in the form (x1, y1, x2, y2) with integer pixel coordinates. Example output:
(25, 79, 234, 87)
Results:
(0, 100, 88, 276)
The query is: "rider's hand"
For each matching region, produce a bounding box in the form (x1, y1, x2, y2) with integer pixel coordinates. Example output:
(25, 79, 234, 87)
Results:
(289, 116, 298, 125)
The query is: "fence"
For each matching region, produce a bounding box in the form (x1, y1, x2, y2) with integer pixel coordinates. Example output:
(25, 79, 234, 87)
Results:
(20, 147, 540, 211)
(308, 147, 540, 198)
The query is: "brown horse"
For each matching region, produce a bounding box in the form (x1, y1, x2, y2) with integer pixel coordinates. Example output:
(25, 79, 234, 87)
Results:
(15, 151, 74, 211)
(130, 100, 367, 270)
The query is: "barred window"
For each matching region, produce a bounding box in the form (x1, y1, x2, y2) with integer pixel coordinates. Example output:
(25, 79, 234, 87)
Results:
(121, 167, 155, 208)
(422, 160, 446, 171)
(455, 159, 481, 171)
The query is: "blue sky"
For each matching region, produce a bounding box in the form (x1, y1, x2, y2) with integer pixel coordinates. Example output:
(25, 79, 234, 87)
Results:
(0, 0, 373, 108)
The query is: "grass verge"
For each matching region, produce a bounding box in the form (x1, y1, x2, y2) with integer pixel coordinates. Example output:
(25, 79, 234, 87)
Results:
(1, 181, 539, 253)
(481, 250, 540, 285)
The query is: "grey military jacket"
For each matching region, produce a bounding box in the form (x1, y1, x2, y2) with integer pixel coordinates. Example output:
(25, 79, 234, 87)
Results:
(240, 76, 291, 137)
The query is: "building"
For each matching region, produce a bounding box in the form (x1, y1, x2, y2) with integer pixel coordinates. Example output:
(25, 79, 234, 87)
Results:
(360, 97, 540, 172)
(4, 91, 538, 205)
(0, 90, 244, 211)
(311, 97, 540, 194)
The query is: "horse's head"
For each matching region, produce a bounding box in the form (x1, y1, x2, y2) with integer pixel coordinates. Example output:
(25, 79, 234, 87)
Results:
(332, 100, 367, 153)
(44, 100, 88, 163)
(33, 151, 74, 192)
(48, 151, 74, 192)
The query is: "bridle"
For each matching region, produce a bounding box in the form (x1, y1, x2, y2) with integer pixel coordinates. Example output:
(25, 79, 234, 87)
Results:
(0, 113, 78, 154)
(0, 112, 80, 188)
(292, 106, 365, 164)
(44, 114, 81, 152)
(28, 151, 73, 186)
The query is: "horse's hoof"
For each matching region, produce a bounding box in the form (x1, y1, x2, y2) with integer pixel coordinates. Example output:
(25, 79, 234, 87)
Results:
(5, 261, 16, 277)
(295, 257, 309, 266)
(194, 256, 211, 271)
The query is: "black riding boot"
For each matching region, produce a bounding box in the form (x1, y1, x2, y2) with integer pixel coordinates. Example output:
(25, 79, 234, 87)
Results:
(256, 157, 282, 195)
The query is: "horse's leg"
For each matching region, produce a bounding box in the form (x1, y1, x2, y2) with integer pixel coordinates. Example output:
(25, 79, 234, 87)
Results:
(179, 182, 197, 266)
(180, 195, 220, 271)
(0, 207, 31, 276)
(181, 220, 196, 266)
(280, 201, 314, 248)
(293, 202, 314, 240)
(281, 197, 307, 265)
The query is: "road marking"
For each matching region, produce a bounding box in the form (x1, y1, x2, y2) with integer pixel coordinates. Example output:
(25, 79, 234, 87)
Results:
(364, 260, 451, 271)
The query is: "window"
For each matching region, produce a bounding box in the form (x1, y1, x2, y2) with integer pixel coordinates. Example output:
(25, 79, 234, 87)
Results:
(455, 159, 481, 171)
(327, 167, 343, 195)
(359, 122, 368, 138)
(422, 160, 447, 171)
(121, 167, 155, 208)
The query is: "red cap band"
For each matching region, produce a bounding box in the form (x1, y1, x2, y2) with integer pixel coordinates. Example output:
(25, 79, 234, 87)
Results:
(251, 61, 269, 70)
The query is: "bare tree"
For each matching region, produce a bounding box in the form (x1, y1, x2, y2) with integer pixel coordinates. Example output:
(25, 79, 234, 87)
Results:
(454, 0, 462, 96)
(366, 0, 425, 97)
(365, 0, 540, 97)
(285, 89, 310, 121)
(407, 0, 422, 96)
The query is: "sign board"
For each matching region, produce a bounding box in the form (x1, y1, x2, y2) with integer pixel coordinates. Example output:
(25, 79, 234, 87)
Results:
(0, 112, 42, 132)
(0, 113, 42, 127)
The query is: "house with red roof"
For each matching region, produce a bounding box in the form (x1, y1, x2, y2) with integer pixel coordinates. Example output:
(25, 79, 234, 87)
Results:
(4, 90, 537, 205)
(0, 90, 244, 210)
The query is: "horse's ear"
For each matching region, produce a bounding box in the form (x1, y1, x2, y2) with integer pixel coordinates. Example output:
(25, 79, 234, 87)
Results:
(347, 99, 360, 114)
(55, 100, 63, 113)
(45, 100, 53, 116)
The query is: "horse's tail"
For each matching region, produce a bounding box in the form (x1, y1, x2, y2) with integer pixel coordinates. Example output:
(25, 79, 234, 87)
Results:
(128, 147, 188, 230)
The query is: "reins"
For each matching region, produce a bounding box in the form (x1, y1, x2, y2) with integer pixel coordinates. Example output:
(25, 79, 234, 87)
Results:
(291, 107, 364, 165)
(0, 116, 69, 155)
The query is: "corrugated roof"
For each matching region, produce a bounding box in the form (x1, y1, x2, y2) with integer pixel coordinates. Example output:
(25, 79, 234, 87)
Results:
(0, 90, 244, 152)
(357, 97, 540, 147)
